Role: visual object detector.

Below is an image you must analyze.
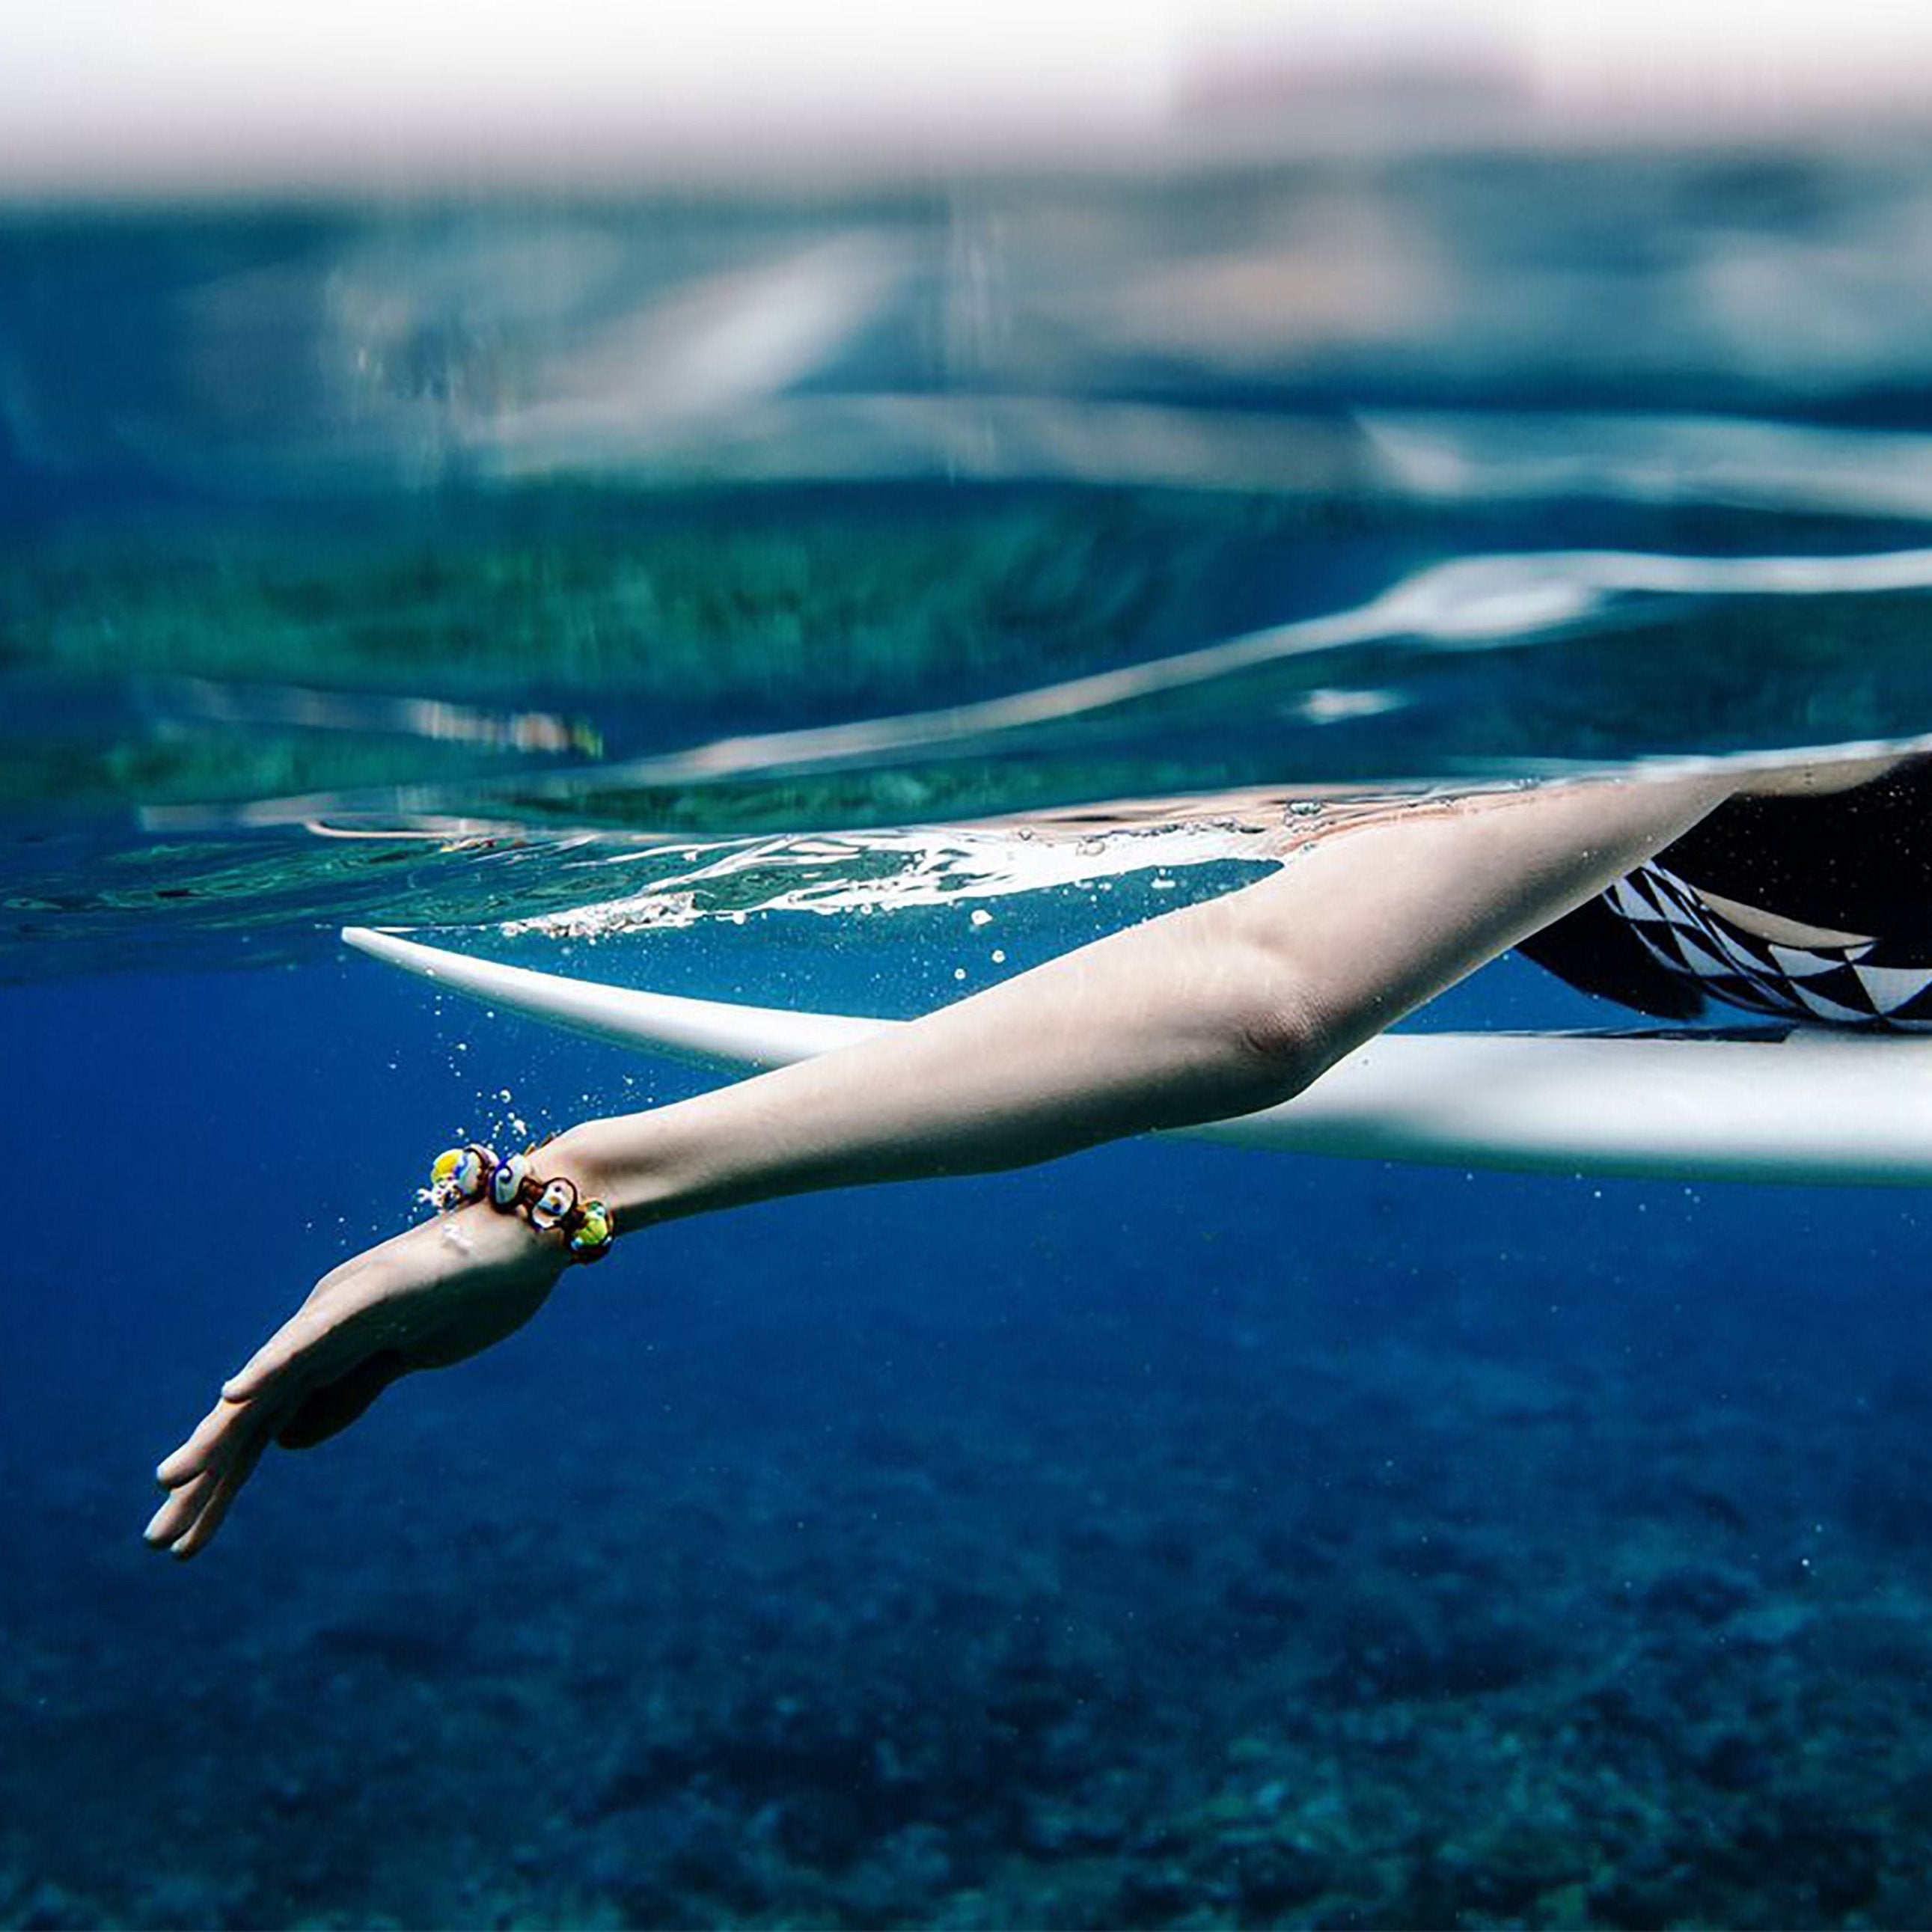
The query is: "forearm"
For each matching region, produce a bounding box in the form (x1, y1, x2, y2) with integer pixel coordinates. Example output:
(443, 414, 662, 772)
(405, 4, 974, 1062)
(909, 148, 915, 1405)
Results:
(556, 884, 1339, 1227)
(554, 774, 1732, 1228)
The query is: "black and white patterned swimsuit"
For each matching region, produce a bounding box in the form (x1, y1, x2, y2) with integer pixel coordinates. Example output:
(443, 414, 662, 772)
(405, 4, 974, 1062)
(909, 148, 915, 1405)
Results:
(1515, 759, 1932, 1027)
(1599, 862, 1932, 1030)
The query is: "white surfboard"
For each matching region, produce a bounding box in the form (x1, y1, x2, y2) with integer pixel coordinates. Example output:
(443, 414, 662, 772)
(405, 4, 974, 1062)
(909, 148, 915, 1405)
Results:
(343, 926, 1932, 1187)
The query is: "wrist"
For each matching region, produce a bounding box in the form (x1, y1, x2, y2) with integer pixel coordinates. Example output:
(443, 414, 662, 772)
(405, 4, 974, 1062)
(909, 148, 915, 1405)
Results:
(544, 1119, 652, 1233)
(546, 1111, 701, 1232)
(428, 1134, 616, 1263)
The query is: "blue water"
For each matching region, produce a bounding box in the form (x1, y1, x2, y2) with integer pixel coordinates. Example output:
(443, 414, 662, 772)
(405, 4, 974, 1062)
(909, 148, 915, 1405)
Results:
(19, 950, 1932, 1927)
(13, 148, 1932, 1926)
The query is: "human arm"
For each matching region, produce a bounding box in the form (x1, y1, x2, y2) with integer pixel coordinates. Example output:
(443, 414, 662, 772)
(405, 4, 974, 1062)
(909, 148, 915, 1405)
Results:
(148, 770, 1732, 1556)
(543, 771, 1735, 1220)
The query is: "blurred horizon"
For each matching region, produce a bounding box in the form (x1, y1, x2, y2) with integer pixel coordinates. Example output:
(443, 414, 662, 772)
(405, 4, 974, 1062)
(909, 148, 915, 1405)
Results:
(10, 2, 1932, 201)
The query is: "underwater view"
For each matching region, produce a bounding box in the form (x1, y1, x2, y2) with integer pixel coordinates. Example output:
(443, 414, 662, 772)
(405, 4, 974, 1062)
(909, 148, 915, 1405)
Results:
(14, 138, 1932, 1927)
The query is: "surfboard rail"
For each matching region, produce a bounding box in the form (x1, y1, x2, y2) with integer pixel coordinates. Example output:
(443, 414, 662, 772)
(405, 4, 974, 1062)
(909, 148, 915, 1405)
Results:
(343, 926, 1932, 1187)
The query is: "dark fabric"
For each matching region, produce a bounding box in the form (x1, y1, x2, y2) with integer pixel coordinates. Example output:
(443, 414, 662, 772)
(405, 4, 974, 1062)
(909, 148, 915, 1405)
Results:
(1659, 759, 1932, 941)
(1515, 756, 1932, 1018)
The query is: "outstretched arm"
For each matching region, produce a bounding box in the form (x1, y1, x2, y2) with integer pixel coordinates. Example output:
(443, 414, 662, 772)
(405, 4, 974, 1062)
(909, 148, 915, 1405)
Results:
(148, 770, 1734, 1556)
(548, 773, 1734, 1221)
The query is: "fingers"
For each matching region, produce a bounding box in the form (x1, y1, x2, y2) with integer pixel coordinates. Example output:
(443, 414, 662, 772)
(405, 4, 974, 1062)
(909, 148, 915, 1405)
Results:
(144, 1467, 216, 1550)
(150, 1284, 391, 1556)
(147, 1393, 281, 1560)
(148, 1343, 406, 1558)
(165, 1433, 269, 1559)
(147, 1238, 423, 1556)
(221, 1309, 346, 1405)
(154, 1392, 255, 1488)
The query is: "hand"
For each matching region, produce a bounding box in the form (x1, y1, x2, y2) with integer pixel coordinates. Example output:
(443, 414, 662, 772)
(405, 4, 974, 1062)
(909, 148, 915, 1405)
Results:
(147, 1205, 569, 1559)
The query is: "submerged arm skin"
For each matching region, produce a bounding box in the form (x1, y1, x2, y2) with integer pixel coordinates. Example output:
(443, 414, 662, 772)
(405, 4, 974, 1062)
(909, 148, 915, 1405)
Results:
(147, 770, 1748, 1557)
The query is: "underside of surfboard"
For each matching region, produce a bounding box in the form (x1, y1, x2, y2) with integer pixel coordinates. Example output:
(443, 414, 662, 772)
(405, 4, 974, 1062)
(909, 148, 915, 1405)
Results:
(343, 926, 1932, 1187)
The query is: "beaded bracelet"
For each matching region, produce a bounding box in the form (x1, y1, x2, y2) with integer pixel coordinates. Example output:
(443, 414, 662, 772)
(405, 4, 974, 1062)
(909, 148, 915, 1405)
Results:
(428, 1142, 615, 1262)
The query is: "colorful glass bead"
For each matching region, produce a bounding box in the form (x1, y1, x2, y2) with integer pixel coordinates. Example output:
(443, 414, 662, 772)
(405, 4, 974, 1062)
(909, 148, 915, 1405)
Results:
(429, 1143, 495, 1207)
(490, 1151, 531, 1211)
(569, 1199, 614, 1259)
(529, 1177, 578, 1231)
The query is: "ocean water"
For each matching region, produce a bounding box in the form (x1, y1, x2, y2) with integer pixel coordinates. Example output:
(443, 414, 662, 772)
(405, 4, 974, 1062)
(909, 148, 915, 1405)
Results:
(11, 144, 1932, 1928)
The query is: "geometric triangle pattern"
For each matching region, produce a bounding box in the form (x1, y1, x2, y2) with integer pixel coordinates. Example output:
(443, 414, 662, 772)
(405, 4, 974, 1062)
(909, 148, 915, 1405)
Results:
(1601, 863, 1932, 1030)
